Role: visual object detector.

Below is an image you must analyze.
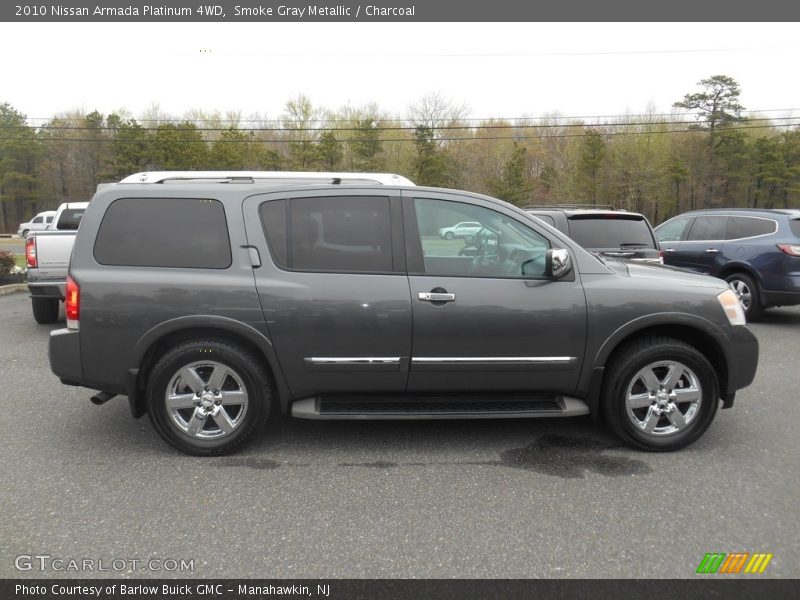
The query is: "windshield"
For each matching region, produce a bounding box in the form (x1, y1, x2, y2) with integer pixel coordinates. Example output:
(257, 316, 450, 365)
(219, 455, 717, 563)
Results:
(567, 216, 655, 249)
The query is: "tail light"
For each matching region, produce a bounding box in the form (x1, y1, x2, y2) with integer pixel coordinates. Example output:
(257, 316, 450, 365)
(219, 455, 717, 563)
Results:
(26, 237, 37, 268)
(658, 250, 664, 264)
(65, 276, 80, 330)
(777, 243, 800, 257)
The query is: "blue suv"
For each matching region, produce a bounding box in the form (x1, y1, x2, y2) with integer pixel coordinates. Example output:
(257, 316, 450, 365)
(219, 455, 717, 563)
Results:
(655, 209, 800, 319)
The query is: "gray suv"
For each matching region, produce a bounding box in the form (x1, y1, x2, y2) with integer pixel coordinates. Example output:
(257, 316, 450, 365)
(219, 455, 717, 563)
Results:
(49, 172, 759, 455)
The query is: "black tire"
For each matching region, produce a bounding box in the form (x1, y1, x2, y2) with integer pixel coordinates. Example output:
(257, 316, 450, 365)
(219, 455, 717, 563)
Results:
(21, 229, 29, 238)
(602, 336, 719, 452)
(31, 297, 60, 324)
(444, 231, 454, 240)
(724, 272, 762, 321)
(146, 339, 274, 456)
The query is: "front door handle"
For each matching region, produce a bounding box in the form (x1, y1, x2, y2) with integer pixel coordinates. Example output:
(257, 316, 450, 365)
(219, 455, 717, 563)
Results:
(705, 248, 719, 253)
(663, 248, 676, 252)
(418, 292, 456, 303)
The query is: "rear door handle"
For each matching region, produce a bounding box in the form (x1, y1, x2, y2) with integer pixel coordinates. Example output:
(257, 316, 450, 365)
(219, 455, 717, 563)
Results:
(663, 248, 676, 252)
(241, 245, 261, 267)
(418, 292, 456, 302)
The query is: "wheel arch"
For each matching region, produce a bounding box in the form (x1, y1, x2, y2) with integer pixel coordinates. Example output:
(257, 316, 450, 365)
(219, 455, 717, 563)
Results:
(127, 316, 291, 418)
(585, 316, 731, 416)
(717, 262, 761, 286)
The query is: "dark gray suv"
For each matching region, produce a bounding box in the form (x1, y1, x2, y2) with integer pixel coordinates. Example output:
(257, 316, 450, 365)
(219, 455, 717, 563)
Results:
(49, 172, 759, 455)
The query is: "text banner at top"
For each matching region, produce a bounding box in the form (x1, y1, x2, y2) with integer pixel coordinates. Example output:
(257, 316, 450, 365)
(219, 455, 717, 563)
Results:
(3, 0, 800, 22)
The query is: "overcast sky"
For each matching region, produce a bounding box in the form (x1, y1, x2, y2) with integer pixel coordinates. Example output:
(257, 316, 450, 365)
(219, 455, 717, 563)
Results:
(1, 22, 798, 123)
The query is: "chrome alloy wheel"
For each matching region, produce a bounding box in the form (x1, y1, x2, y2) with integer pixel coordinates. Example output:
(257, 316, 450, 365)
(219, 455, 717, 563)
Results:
(165, 361, 249, 440)
(625, 360, 702, 436)
(729, 279, 752, 311)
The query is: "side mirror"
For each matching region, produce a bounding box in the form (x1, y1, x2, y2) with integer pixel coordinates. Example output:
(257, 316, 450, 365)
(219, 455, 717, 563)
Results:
(545, 248, 572, 279)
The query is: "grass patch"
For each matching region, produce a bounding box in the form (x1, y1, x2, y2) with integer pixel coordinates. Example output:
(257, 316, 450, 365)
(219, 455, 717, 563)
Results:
(14, 254, 26, 269)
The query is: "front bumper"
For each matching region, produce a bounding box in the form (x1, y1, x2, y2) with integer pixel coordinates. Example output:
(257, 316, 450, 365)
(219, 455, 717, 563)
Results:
(723, 325, 759, 397)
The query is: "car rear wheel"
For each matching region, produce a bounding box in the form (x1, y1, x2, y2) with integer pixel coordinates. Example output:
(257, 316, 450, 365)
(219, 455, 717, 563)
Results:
(31, 297, 60, 324)
(602, 336, 719, 451)
(725, 272, 762, 320)
(147, 340, 273, 456)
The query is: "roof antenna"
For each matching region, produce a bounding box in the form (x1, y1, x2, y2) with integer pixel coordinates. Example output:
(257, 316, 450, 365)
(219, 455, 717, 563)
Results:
(332, 177, 342, 185)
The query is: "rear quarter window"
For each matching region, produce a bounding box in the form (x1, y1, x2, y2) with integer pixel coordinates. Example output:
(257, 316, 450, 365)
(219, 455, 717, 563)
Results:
(94, 197, 231, 269)
(725, 216, 776, 239)
(789, 219, 800, 238)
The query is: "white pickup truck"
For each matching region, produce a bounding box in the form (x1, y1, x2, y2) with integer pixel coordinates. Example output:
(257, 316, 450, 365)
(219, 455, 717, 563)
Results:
(26, 201, 89, 323)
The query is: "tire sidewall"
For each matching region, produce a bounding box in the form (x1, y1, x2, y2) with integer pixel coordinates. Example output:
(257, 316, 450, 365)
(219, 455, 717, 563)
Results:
(606, 344, 719, 451)
(147, 343, 269, 455)
(724, 272, 761, 318)
(32, 297, 60, 324)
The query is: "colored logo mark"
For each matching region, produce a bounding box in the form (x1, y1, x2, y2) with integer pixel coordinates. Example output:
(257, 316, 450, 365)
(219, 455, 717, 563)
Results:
(696, 552, 773, 574)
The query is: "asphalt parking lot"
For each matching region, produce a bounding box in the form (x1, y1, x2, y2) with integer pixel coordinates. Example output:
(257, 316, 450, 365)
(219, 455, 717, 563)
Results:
(1, 290, 798, 579)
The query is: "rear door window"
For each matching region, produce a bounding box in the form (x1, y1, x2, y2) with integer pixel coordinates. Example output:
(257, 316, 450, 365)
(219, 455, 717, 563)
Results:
(686, 216, 727, 241)
(261, 195, 393, 273)
(94, 197, 231, 268)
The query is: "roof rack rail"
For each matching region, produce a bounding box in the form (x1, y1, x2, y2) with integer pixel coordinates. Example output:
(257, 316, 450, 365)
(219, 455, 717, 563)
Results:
(524, 203, 619, 210)
(118, 171, 416, 186)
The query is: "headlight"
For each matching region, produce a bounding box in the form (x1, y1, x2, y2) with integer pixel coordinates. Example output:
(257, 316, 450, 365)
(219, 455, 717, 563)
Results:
(718, 289, 747, 326)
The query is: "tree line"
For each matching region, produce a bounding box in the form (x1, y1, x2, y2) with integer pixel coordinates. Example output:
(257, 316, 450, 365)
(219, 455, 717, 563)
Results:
(1, 76, 798, 232)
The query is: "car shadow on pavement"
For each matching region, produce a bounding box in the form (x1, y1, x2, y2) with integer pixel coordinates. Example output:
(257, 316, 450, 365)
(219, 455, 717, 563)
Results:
(221, 415, 653, 479)
(753, 308, 800, 327)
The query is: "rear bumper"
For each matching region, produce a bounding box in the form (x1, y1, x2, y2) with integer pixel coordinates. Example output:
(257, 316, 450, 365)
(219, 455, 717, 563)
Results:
(29, 281, 66, 299)
(49, 328, 83, 384)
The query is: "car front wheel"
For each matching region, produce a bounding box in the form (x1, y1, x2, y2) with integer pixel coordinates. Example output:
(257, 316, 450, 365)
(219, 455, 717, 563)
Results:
(444, 231, 454, 240)
(602, 336, 719, 451)
(147, 340, 273, 455)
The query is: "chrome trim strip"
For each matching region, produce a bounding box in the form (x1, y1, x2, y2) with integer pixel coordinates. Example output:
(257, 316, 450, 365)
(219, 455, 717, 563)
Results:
(309, 357, 402, 365)
(412, 356, 575, 363)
